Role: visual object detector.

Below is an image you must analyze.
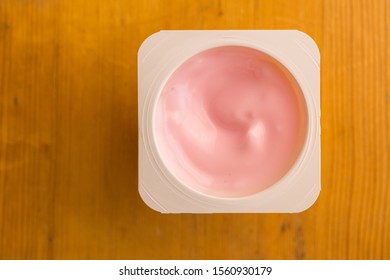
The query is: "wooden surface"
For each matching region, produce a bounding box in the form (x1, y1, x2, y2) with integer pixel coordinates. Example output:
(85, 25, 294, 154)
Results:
(0, 0, 389, 260)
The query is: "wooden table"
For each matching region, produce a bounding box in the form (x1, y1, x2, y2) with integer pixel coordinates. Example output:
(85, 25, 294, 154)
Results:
(0, 0, 389, 260)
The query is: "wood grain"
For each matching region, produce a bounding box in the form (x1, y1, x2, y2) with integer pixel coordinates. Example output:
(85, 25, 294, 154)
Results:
(0, 0, 389, 259)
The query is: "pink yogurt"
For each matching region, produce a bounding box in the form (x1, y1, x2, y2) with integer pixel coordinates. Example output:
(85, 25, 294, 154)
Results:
(155, 46, 307, 198)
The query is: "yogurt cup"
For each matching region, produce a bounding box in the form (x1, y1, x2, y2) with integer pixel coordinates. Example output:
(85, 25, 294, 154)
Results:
(138, 30, 320, 213)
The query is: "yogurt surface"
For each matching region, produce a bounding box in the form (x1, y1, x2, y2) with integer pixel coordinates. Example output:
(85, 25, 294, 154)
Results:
(155, 46, 307, 197)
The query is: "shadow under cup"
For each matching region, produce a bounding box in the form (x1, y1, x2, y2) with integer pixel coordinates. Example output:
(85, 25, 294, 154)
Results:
(154, 46, 308, 198)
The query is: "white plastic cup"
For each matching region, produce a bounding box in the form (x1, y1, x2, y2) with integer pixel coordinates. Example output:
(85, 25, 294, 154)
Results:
(138, 30, 320, 213)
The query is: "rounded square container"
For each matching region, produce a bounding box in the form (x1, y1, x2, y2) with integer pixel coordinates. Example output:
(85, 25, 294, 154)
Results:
(138, 30, 320, 213)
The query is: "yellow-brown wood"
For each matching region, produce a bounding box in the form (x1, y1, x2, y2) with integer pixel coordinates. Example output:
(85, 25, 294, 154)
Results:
(0, 0, 389, 259)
